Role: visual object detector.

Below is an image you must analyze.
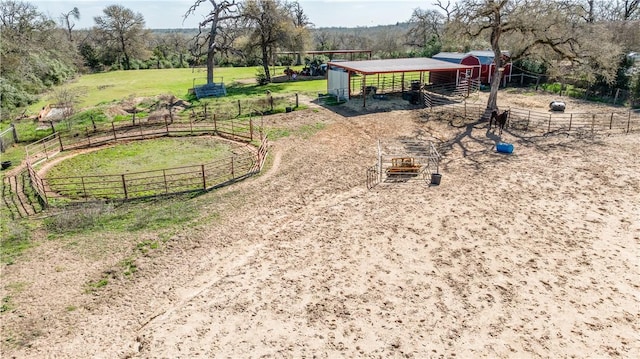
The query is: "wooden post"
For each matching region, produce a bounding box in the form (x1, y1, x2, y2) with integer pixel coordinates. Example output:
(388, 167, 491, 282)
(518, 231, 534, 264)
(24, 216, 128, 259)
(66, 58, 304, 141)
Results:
(57, 132, 64, 151)
(163, 169, 168, 194)
(40, 176, 48, 207)
(112, 122, 117, 140)
(362, 74, 367, 108)
(591, 114, 595, 134)
(132, 109, 136, 125)
(249, 118, 254, 141)
(548, 114, 552, 133)
(81, 176, 87, 200)
(121, 174, 128, 199)
(201, 164, 206, 189)
(295, 93, 299, 108)
(535, 76, 540, 91)
(11, 124, 17, 142)
(609, 113, 614, 129)
(627, 111, 631, 133)
(237, 100, 241, 116)
(569, 114, 572, 131)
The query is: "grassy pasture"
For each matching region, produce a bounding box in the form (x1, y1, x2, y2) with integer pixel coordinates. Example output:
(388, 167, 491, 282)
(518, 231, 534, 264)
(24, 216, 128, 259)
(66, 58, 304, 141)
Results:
(29, 66, 327, 112)
(45, 137, 235, 178)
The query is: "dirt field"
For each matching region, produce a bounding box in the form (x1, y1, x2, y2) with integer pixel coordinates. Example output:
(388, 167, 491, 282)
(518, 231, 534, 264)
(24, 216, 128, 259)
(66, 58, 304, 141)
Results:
(1, 90, 639, 358)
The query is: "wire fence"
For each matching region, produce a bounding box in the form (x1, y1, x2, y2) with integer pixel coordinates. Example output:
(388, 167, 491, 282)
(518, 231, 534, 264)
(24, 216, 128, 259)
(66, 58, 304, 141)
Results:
(423, 91, 640, 135)
(26, 134, 269, 206)
(0, 124, 18, 153)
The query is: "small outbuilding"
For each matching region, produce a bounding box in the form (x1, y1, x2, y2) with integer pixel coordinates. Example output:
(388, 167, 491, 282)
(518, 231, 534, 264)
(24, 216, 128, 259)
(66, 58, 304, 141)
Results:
(326, 57, 474, 107)
(433, 50, 512, 85)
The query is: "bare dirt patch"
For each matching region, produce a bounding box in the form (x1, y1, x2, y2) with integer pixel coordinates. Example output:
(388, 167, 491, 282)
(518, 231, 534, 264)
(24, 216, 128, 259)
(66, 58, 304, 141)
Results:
(1, 91, 638, 358)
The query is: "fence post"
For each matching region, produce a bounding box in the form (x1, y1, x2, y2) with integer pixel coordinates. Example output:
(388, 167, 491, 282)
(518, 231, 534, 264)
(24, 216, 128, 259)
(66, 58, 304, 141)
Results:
(81, 177, 87, 201)
(201, 164, 206, 189)
(547, 114, 552, 133)
(238, 100, 241, 116)
(231, 157, 235, 178)
(464, 101, 467, 118)
(569, 114, 572, 131)
(249, 118, 254, 141)
(121, 174, 128, 199)
(112, 122, 117, 140)
(11, 124, 17, 142)
(295, 93, 299, 108)
(214, 113, 217, 133)
(40, 176, 48, 207)
(628, 111, 631, 133)
(591, 114, 595, 135)
(57, 132, 64, 151)
(609, 113, 614, 130)
(163, 169, 168, 194)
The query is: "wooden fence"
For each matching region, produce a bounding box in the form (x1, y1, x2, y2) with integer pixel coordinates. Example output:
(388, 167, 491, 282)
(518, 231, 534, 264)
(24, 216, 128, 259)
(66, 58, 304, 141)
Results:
(423, 91, 640, 135)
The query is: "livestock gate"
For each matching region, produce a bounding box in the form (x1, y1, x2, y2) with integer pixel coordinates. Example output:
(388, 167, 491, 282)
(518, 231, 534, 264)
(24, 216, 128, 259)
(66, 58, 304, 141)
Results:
(366, 138, 441, 189)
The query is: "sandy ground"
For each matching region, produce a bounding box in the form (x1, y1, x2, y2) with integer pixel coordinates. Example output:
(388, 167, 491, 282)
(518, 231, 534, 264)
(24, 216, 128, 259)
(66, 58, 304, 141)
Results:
(1, 91, 639, 358)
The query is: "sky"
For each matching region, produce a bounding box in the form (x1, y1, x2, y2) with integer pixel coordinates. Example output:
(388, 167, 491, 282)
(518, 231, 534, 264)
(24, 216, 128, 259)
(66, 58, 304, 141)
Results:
(30, 0, 431, 29)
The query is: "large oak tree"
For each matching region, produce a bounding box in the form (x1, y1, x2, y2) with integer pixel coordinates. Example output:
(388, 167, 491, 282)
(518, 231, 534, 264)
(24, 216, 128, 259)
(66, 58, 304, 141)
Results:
(93, 5, 148, 70)
(185, 0, 241, 84)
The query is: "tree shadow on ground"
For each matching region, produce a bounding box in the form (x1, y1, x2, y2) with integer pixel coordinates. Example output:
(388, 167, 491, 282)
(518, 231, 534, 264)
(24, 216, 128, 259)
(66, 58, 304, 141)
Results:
(415, 110, 611, 172)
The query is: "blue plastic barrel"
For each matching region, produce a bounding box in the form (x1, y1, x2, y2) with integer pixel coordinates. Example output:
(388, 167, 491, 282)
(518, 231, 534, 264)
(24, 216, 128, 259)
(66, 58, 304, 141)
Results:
(496, 142, 514, 154)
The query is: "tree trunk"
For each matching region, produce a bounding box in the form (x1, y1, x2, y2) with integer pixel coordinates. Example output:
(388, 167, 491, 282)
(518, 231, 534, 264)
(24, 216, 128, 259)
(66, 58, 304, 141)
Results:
(206, 21, 218, 84)
(261, 43, 271, 82)
(486, 10, 504, 117)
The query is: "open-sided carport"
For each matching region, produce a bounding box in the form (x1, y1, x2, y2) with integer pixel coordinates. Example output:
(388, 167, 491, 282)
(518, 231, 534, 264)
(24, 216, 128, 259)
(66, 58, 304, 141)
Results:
(326, 57, 474, 107)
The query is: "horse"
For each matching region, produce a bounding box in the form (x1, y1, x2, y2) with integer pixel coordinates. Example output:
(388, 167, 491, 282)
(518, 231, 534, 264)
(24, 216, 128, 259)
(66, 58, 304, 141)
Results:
(489, 109, 509, 135)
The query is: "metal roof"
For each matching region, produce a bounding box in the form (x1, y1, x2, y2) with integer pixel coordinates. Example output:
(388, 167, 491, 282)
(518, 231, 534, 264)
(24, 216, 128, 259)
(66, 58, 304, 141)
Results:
(432, 52, 467, 63)
(327, 57, 473, 75)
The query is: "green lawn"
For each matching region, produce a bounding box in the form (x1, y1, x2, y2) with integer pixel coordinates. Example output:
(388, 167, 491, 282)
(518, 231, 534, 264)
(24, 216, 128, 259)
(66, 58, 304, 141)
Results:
(29, 66, 327, 113)
(45, 137, 236, 178)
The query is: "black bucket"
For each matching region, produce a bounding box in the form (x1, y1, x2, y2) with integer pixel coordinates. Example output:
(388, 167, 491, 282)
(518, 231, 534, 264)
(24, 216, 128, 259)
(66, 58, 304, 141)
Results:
(1, 161, 11, 170)
(285, 106, 292, 113)
(431, 173, 442, 185)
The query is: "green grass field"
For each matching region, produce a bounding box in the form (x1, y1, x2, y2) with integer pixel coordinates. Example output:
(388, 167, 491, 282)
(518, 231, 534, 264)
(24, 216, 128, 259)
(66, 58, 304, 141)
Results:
(45, 137, 236, 179)
(29, 66, 327, 112)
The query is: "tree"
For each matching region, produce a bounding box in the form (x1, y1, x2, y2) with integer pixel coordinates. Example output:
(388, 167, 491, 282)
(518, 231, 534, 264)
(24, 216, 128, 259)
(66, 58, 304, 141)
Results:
(284, 0, 312, 65)
(93, 5, 148, 70)
(60, 7, 79, 42)
(406, 8, 444, 57)
(242, 0, 294, 82)
(451, 0, 621, 113)
(1, 0, 77, 117)
(185, 0, 241, 84)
